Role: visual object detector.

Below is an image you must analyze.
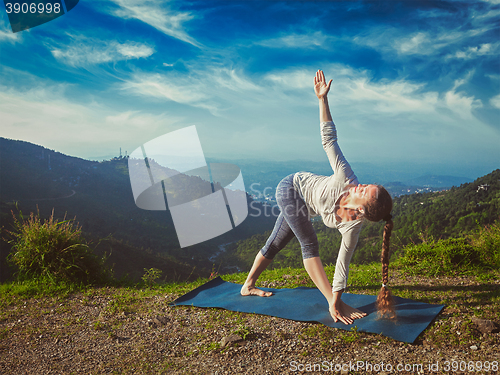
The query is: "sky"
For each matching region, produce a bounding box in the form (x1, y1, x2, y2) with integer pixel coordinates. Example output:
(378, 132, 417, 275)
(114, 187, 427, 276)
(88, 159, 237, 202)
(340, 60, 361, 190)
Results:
(1, 0, 499, 180)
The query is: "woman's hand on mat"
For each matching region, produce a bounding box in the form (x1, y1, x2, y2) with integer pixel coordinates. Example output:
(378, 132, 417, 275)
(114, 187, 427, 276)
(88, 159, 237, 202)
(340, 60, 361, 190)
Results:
(329, 300, 367, 325)
(314, 70, 332, 99)
(240, 284, 273, 297)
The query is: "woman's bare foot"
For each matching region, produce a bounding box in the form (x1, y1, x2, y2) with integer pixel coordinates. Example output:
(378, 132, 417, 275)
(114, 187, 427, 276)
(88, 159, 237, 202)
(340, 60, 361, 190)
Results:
(240, 283, 273, 297)
(329, 299, 367, 325)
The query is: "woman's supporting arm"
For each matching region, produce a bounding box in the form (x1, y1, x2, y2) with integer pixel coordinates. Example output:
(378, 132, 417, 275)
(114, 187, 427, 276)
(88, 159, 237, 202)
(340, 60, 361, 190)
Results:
(304, 256, 366, 325)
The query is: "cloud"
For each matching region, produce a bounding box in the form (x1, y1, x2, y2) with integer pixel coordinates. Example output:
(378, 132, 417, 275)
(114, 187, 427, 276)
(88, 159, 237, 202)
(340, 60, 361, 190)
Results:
(264, 64, 440, 114)
(0, 20, 21, 43)
(490, 94, 500, 109)
(256, 31, 332, 49)
(354, 27, 462, 58)
(228, 64, 494, 169)
(211, 68, 261, 92)
(122, 73, 207, 103)
(445, 42, 500, 60)
(395, 32, 428, 55)
(353, 3, 498, 60)
(444, 85, 482, 121)
(325, 68, 498, 163)
(263, 64, 496, 144)
(120, 72, 219, 115)
(107, 0, 201, 48)
(264, 69, 312, 89)
(2, 1, 498, 167)
(486, 74, 500, 81)
(342, 78, 438, 114)
(120, 67, 267, 116)
(472, 7, 500, 21)
(0, 79, 182, 159)
(119, 60, 491, 142)
(49, 36, 155, 67)
(352, 27, 435, 57)
(116, 43, 155, 58)
(330, 66, 485, 124)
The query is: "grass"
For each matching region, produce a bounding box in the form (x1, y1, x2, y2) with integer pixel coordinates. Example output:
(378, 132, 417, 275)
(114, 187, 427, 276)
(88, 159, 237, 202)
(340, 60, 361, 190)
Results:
(1, 256, 497, 307)
(2, 261, 498, 335)
(0, 262, 498, 374)
(396, 222, 500, 277)
(0, 278, 86, 308)
(1, 220, 499, 374)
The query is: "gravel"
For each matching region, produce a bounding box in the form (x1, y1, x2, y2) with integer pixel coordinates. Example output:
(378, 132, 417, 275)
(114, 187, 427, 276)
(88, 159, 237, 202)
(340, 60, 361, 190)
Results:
(1, 274, 498, 374)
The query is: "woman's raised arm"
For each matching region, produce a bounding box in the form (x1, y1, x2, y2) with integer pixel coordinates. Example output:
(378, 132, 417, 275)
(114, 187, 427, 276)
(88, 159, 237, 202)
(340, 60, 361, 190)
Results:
(314, 70, 333, 123)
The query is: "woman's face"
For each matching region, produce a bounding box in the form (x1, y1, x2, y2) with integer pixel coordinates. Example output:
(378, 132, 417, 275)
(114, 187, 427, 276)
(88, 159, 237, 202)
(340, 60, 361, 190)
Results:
(347, 184, 379, 210)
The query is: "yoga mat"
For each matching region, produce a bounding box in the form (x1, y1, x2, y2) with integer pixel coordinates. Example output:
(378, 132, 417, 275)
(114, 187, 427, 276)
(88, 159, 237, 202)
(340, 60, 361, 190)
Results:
(171, 277, 444, 343)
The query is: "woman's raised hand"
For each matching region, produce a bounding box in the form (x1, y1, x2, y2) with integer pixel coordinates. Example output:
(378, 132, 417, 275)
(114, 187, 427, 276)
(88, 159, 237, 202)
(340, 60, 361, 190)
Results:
(314, 70, 332, 99)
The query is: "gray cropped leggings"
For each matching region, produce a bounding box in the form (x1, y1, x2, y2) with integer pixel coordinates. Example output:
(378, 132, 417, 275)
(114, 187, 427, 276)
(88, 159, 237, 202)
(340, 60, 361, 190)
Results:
(260, 174, 320, 260)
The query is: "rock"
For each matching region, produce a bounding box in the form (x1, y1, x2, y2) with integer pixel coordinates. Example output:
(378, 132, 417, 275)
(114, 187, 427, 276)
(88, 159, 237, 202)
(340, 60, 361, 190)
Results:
(471, 318, 499, 334)
(470, 345, 478, 350)
(220, 334, 243, 348)
(152, 315, 169, 327)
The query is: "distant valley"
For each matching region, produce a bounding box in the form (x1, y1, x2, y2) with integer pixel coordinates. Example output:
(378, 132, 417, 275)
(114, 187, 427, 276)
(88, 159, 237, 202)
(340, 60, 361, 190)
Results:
(222, 158, 474, 200)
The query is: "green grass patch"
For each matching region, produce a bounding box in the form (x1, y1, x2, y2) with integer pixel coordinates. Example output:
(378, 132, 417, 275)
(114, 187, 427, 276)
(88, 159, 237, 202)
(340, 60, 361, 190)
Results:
(0, 278, 86, 307)
(396, 222, 500, 277)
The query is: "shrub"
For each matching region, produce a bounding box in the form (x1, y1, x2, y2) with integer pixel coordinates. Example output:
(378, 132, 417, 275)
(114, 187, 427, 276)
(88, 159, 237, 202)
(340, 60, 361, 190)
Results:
(141, 267, 163, 287)
(468, 222, 500, 269)
(397, 241, 442, 277)
(397, 236, 487, 277)
(6, 209, 110, 285)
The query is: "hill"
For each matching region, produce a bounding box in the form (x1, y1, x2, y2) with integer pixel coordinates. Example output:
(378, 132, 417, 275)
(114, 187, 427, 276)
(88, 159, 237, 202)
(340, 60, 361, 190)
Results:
(217, 169, 500, 271)
(0, 138, 277, 282)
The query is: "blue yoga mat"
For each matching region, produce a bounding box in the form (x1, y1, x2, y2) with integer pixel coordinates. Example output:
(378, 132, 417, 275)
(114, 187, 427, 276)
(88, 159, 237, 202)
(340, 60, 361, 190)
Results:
(171, 277, 444, 343)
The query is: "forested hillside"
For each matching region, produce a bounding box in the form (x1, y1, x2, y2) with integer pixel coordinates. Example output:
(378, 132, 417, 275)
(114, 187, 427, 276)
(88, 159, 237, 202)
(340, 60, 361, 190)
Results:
(217, 169, 500, 270)
(0, 138, 277, 282)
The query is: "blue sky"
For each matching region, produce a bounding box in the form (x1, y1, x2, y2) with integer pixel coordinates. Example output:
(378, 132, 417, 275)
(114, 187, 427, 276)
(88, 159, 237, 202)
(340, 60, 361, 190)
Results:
(1, 0, 499, 179)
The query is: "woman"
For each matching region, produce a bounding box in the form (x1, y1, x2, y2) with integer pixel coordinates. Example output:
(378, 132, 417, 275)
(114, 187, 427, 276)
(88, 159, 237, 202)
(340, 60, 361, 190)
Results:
(241, 70, 395, 325)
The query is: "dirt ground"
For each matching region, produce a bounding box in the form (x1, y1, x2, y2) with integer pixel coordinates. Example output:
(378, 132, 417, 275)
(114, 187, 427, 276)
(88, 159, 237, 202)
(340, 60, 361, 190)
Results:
(1, 273, 498, 374)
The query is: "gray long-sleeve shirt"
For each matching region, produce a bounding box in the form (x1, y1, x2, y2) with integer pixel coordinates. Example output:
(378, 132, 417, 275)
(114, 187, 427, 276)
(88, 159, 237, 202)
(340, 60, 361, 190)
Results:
(293, 121, 363, 292)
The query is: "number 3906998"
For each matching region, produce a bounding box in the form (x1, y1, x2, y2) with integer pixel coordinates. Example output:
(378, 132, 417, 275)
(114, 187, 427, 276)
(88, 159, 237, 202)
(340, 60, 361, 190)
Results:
(5, 2, 61, 14)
